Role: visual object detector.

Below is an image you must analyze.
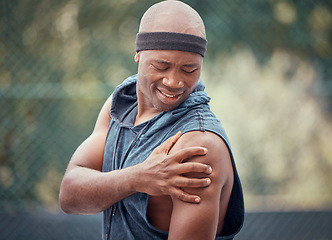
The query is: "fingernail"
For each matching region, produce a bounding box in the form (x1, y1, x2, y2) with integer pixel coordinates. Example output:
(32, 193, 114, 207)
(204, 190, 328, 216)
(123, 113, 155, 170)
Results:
(206, 178, 211, 185)
(202, 147, 208, 153)
(207, 166, 212, 173)
(195, 197, 200, 203)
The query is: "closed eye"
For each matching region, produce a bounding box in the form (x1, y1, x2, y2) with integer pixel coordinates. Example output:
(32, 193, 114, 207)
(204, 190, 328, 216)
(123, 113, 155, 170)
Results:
(152, 63, 170, 71)
(182, 67, 198, 74)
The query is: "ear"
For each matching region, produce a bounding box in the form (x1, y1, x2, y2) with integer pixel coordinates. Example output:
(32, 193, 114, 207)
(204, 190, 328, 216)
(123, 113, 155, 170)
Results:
(134, 52, 140, 63)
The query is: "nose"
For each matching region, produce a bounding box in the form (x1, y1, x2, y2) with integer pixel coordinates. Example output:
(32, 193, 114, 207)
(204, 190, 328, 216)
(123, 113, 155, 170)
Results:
(162, 70, 184, 88)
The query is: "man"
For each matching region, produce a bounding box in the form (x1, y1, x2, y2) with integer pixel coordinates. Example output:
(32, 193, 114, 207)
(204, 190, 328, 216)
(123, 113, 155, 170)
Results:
(59, 1, 244, 239)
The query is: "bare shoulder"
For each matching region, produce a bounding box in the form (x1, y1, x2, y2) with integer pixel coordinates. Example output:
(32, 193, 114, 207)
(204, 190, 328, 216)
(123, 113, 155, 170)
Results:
(173, 131, 233, 183)
(167, 131, 234, 239)
(93, 94, 113, 133)
(177, 130, 229, 156)
(66, 94, 113, 171)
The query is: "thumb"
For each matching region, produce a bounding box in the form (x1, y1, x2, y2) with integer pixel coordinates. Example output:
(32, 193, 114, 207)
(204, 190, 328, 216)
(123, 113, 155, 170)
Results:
(156, 131, 182, 154)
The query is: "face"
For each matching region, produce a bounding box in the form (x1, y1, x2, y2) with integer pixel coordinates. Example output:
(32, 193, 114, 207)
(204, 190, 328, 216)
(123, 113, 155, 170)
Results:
(135, 50, 203, 113)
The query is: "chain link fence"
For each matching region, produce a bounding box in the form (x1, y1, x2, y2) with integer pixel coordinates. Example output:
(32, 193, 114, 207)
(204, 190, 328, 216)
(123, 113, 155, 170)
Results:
(1, 0, 332, 239)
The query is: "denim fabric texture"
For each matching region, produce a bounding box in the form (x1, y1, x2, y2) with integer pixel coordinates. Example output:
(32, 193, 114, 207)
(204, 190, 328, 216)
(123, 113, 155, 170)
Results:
(102, 75, 244, 240)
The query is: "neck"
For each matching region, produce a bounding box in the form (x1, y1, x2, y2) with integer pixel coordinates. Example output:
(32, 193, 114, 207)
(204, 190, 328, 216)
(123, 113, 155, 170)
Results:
(134, 98, 162, 126)
(134, 108, 161, 126)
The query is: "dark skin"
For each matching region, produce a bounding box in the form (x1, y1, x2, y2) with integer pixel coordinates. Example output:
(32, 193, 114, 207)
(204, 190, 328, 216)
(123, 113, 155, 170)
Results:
(134, 48, 233, 238)
(59, 1, 234, 239)
(147, 132, 234, 238)
(59, 97, 212, 214)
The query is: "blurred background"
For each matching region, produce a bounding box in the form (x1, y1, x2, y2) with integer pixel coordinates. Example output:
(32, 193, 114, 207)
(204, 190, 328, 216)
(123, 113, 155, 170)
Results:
(1, 0, 331, 239)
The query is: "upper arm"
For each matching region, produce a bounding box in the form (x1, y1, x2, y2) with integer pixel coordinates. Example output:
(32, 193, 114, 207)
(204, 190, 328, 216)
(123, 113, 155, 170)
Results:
(168, 131, 234, 240)
(66, 94, 113, 172)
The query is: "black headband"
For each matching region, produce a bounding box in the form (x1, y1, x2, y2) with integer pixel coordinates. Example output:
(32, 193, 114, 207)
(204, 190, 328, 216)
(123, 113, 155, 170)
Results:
(135, 32, 207, 57)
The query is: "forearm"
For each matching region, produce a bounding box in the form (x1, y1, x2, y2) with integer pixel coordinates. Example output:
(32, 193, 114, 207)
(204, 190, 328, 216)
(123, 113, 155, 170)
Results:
(59, 131, 214, 215)
(59, 165, 139, 215)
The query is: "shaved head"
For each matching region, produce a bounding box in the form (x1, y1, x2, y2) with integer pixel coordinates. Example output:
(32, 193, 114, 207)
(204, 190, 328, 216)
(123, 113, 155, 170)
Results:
(139, 0, 206, 39)
(134, 1, 206, 114)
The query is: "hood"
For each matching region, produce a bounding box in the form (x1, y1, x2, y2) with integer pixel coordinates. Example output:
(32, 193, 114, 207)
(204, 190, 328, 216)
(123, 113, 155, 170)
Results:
(110, 74, 211, 124)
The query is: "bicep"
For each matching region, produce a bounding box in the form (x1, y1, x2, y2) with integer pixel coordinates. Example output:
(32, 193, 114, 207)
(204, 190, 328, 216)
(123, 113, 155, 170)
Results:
(66, 95, 113, 172)
(68, 132, 107, 171)
(169, 184, 221, 240)
(168, 131, 233, 240)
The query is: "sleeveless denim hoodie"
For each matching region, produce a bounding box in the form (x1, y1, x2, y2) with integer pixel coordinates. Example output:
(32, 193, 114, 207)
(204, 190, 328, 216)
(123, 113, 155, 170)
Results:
(102, 75, 244, 240)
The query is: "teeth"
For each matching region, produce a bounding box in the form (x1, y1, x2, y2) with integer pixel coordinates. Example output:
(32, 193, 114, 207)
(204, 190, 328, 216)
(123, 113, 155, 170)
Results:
(160, 90, 176, 98)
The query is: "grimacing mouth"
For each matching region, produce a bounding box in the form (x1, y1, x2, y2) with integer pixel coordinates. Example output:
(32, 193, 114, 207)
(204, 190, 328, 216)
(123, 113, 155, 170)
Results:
(157, 88, 184, 98)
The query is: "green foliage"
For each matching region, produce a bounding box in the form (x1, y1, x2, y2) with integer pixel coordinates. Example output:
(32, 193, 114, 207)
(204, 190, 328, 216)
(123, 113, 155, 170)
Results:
(204, 47, 332, 210)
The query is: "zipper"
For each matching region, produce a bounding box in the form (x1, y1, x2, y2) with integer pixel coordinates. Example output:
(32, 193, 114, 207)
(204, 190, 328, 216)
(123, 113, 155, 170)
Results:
(106, 203, 118, 240)
(106, 127, 121, 240)
(106, 122, 148, 239)
(120, 123, 149, 169)
(112, 205, 117, 216)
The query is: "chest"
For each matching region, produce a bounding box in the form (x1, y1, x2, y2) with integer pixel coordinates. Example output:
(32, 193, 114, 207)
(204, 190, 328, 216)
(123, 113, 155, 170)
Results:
(102, 120, 168, 172)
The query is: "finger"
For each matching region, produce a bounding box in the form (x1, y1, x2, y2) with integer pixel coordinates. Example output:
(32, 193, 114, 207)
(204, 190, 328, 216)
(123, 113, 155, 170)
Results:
(176, 162, 212, 174)
(156, 131, 182, 154)
(170, 147, 208, 163)
(173, 176, 211, 188)
(171, 188, 201, 203)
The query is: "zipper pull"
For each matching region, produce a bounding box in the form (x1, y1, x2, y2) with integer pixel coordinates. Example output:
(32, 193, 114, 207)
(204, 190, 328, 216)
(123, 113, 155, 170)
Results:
(106, 205, 116, 240)
(112, 206, 117, 216)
